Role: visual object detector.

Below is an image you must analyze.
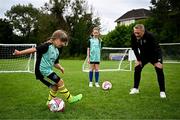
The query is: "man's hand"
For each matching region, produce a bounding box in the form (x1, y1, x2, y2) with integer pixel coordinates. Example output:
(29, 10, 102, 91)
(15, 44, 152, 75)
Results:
(135, 60, 142, 67)
(154, 62, 163, 69)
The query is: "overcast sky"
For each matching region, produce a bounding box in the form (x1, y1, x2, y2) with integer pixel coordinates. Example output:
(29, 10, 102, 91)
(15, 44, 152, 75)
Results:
(0, 0, 151, 34)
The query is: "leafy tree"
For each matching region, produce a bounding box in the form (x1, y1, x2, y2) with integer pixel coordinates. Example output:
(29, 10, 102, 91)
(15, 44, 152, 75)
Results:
(5, 4, 40, 42)
(150, 0, 180, 42)
(48, 0, 71, 31)
(3, 0, 100, 57)
(103, 0, 180, 48)
(44, 0, 101, 57)
(103, 25, 133, 47)
(0, 19, 13, 43)
(67, 0, 100, 56)
(33, 12, 59, 44)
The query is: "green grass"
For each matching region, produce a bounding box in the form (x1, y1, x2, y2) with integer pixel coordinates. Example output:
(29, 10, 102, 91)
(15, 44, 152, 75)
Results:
(0, 60, 180, 119)
(0, 59, 35, 72)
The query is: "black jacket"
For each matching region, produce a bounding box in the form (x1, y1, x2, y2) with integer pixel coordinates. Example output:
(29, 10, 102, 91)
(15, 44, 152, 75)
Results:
(131, 31, 162, 62)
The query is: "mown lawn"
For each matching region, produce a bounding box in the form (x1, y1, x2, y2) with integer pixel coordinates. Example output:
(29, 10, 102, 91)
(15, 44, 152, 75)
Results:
(0, 60, 180, 119)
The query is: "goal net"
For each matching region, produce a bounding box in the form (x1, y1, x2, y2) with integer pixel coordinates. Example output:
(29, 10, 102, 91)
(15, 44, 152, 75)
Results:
(160, 43, 180, 63)
(0, 44, 36, 73)
(82, 47, 135, 72)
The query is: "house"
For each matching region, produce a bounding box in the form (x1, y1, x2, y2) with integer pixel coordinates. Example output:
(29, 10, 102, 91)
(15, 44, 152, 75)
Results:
(115, 8, 151, 26)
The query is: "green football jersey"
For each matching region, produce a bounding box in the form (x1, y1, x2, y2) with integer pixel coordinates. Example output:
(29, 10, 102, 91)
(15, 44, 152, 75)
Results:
(38, 44, 59, 76)
(89, 38, 101, 62)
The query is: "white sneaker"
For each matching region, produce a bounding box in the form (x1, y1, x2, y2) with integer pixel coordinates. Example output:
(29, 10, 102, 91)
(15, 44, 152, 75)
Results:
(89, 82, 93, 87)
(95, 82, 100, 88)
(160, 91, 166, 98)
(129, 88, 139, 94)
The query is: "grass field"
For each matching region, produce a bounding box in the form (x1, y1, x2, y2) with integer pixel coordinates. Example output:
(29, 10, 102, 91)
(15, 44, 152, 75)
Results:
(0, 60, 180, 119)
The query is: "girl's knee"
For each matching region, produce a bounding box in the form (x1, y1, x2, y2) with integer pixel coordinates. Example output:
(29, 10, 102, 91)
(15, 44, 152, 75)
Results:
(57, 79, 64, 88)
(51, 85, 58, 91)
(95, 69, 99, 72)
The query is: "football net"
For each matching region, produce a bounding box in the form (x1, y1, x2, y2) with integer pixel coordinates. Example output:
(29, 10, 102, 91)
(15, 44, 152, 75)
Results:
(0, 44, 36, 73)
(160, 43, 180, 63)
(82, 47, 135, 72)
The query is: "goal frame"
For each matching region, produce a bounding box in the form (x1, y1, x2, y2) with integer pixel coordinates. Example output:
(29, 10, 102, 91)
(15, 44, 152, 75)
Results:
(0, 44, 36, 73)
(82, 47, 133, 72)
(160, 43, 180, 64)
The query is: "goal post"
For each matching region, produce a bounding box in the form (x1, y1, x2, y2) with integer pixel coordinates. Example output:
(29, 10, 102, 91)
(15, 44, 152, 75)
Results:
(82, 43, 180, 72)
(0, 44, 36, 73)
(82, 47, 134, 72)
(160, 43, 180, 63)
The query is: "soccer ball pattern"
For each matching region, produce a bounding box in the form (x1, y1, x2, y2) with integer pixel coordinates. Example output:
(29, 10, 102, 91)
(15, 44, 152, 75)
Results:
(48, 98, 65, 112)
(102, 81, 112, 90)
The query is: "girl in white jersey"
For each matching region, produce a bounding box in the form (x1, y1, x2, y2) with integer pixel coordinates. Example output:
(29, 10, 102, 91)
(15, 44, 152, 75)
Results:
(13, 30, 82, 105)
(87, 27, 102, 87)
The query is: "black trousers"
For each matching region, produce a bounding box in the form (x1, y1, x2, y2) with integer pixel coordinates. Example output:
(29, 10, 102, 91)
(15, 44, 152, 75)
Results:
(134, 58, 165, 92)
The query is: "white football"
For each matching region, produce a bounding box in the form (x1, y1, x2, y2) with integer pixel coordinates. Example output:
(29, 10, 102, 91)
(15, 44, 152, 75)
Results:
(102, 81, 112, 90)
(48, 98, 65, 112)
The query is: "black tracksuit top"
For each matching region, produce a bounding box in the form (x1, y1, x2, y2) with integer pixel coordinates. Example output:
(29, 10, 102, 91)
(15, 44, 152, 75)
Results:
(131, 31, 162, 62)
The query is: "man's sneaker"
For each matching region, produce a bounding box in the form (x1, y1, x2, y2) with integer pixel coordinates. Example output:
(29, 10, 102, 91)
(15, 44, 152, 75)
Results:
(129, 88, 139, 94)
(68, 94, 83, 104)
(95, 82, 100, 87)
(160, 91, 166, 98)
(89, 82, 93, 87)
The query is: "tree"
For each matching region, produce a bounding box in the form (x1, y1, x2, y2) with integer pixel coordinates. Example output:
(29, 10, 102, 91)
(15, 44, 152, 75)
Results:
(44, 0, 101, 57)
(48, 0, 71, 32)
(3, 0, 100, 57)
(0, 19, 13, 43)
(33, 12, 59, 44)
(103, 25, 133, 47)
(5, 4, 40, 42)
(67, 0, 100, 56)
(150, 0, 180, 43)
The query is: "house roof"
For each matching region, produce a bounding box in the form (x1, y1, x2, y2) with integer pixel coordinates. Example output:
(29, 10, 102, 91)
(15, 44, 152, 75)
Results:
(115, 8, 151, 23)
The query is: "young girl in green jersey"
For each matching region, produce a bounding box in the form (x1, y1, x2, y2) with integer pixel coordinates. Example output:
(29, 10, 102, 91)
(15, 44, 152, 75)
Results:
(87, 27, 102, 87)
(13, 30, 82, 105)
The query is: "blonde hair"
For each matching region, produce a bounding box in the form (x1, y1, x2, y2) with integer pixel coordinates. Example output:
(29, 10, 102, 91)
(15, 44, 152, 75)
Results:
(93, 27, 100, 32)
(91, 27, 101, 37)
(50, 30, 69, 42)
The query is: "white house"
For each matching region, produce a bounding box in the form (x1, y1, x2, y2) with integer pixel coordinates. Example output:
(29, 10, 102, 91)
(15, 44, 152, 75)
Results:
(115, 8, 151, 26)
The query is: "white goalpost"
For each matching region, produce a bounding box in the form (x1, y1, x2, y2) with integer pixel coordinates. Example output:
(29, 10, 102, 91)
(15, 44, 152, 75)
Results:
(160, 43, 180, 63)
(82, 43, 180, 72)
(0, 44, 36, 73)
(82, 47, 135, 72)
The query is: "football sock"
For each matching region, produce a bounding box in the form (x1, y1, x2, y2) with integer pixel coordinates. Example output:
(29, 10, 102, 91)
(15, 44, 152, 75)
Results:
(95, 71, 99, 83)
(155, 67, 165, 91)
(47, 89, 57, 101)
(134, 65, 142, 88)
(59, 86, 72, 102)
(89, 71, 93, 82)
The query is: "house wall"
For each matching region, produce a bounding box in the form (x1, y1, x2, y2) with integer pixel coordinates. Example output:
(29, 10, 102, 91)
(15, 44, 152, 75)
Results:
(118, 19, 135, 26)
(117, 18, 147, 26)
